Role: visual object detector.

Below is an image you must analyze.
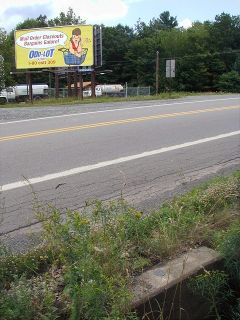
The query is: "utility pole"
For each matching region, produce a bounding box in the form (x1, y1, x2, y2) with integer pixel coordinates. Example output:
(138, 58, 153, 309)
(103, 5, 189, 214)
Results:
(155, 51, 159, 95)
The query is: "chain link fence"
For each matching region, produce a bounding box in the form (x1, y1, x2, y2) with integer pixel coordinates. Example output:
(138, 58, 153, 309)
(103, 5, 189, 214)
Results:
(47, 86, 151, 99)
(124, 86, 151, 97)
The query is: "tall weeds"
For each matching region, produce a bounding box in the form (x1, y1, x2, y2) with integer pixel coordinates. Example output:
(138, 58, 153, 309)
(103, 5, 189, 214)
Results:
(0, 172, 239, 319)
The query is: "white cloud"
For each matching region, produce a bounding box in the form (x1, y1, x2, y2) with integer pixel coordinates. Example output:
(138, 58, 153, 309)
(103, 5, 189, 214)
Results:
(53, 0, 128, 23)
(179, 18, 192, 29)
(0, 0, 129, 31)
(3, 0, 49, 8)
(1, 0, 52, 31)
(124, 0, 143, 3)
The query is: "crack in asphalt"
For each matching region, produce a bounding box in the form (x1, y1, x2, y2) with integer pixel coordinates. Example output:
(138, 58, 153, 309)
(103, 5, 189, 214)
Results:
(1, 157, 239, 237)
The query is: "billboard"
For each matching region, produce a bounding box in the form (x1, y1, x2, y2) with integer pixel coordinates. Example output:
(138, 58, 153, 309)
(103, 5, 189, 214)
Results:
(15, 25, 94, 69)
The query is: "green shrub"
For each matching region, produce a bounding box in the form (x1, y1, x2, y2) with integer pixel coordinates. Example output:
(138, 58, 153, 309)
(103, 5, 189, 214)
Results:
(189, 219, 240, 320)
(231, 299, 240, 320)
(0, 246, 54, 290)
(216, 71, 240, 93)
(215, 221, 240, 284)
(188, 270, 231, 319)
(0, 275, 59, 320)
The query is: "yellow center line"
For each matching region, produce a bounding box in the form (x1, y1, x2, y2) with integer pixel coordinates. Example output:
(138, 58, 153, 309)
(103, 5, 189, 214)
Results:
(0, 105, 239, 142)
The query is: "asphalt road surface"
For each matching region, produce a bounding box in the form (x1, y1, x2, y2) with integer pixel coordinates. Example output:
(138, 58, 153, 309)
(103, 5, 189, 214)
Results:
(0, 94, 240, 247)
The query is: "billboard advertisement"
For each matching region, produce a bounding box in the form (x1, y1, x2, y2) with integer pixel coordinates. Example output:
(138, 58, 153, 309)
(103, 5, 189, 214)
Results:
(15, 25, 93, 69)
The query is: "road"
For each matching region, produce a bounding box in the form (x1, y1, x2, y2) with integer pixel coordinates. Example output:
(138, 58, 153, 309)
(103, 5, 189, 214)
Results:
(0, 94, 240, 245)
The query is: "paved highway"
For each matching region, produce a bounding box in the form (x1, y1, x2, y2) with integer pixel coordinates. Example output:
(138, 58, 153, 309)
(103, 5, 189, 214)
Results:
(0, 95, 239, 243)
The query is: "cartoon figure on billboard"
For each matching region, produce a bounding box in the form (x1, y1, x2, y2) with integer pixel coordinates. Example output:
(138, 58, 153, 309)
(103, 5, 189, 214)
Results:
(58, 27, 88, 65)
(69, 27, 82, 56)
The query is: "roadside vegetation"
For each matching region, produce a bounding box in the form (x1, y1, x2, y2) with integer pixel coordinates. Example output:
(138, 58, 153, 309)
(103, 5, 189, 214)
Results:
(0, 91, 189, 108)
(188, 222, 240, 319)
(0, 171, 239, 319)
(0, 91, 231, 108)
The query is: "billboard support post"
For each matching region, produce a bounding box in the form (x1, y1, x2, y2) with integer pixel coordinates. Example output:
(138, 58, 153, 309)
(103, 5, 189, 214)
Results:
(93, 25, 102, 67)
(55, 69, 59, 99)
(78, 72, 83, 100)
(67, 70, 72, 97)
(26, 71, 33, 103)
(74, 69, 78, 97)
(91, 70, 96, 98)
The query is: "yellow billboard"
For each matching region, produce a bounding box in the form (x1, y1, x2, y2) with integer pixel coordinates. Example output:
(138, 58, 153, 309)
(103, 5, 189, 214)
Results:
(15, 25, 94, 69)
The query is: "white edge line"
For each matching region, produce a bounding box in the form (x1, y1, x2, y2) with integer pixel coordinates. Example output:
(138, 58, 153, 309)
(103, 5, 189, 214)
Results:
(1, 130, 240, 192)
(1, 97, 239, 125)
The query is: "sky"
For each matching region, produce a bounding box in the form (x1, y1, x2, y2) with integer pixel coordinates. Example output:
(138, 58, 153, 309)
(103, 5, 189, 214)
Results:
(0, 0, 239, 32)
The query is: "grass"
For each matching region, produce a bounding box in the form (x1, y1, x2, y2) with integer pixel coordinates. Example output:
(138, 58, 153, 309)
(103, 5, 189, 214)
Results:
(0, 91, 229, 108)
(188, 221, 240, 319)
(0, 171, 239, 319)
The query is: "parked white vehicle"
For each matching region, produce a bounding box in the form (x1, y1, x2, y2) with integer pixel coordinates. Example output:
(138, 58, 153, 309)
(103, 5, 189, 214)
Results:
(82, 84, 124, 98)
(0, 84, 49, 103)
(0, 87, 15, 103)
(96, 84, 124, 95)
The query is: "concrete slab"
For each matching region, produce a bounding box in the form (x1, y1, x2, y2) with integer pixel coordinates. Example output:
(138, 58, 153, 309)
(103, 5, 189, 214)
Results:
(132, 246, 221, 308)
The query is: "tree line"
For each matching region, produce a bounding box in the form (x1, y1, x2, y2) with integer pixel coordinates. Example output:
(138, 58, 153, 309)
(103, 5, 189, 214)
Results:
(0, 8, 240, 93)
